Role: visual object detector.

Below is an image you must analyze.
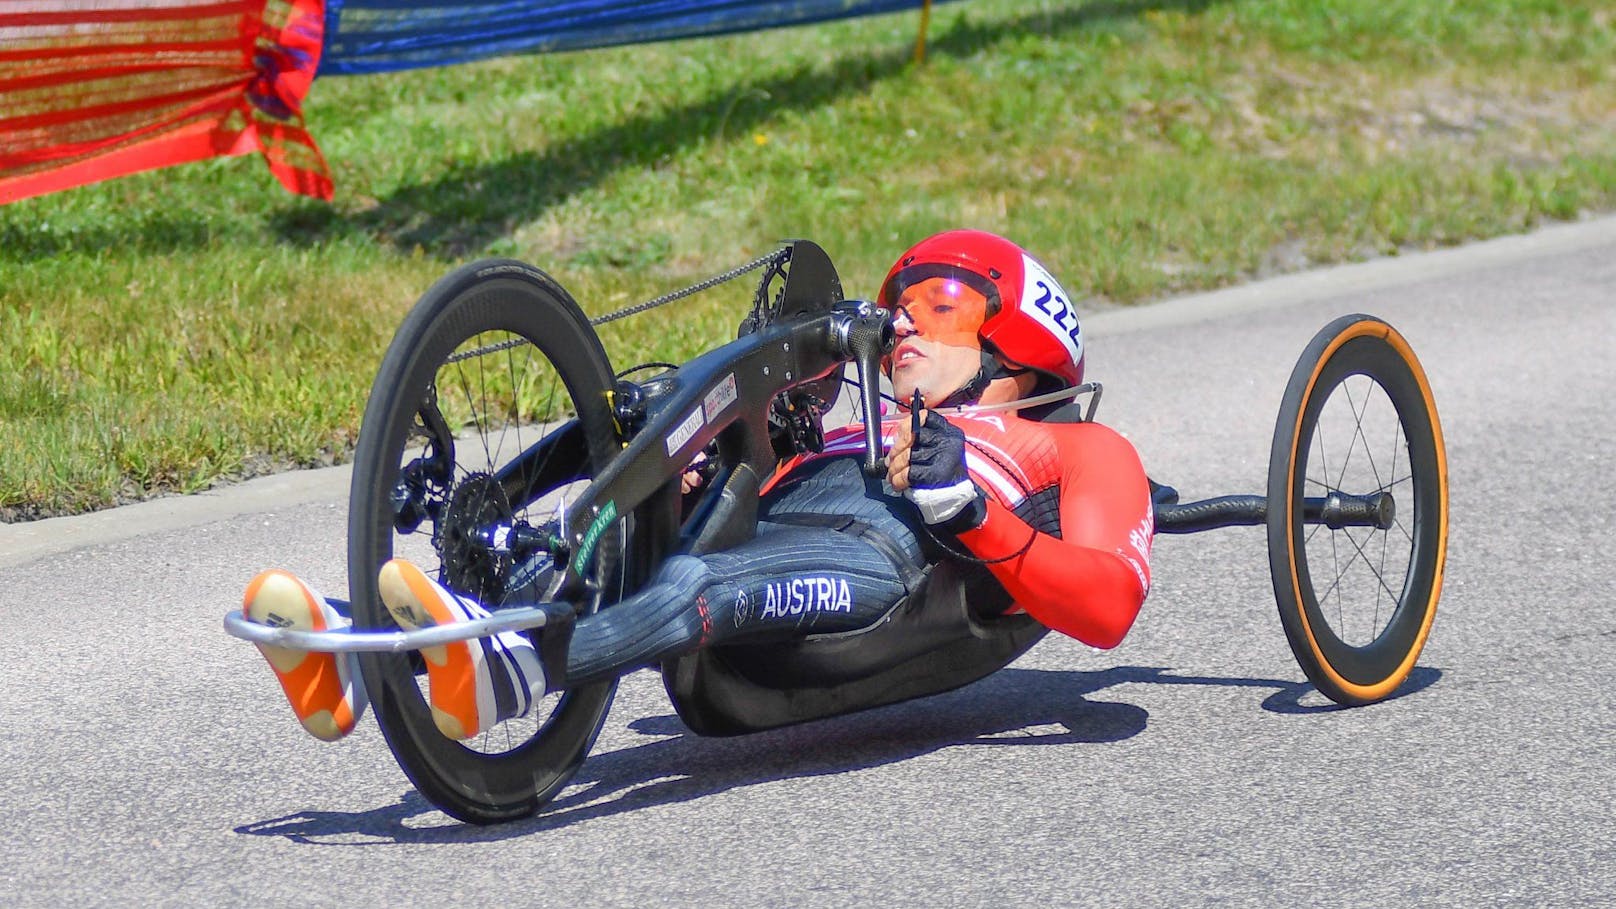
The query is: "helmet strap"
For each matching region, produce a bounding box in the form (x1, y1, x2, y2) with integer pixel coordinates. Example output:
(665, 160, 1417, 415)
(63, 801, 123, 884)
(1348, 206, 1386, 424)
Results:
(934, 350, 1004, 408)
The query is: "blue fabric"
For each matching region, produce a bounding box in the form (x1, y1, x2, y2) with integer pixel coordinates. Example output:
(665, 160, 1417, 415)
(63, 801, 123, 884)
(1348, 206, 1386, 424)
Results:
(321, 0, 951, 75)
(564, 456, 932, 683)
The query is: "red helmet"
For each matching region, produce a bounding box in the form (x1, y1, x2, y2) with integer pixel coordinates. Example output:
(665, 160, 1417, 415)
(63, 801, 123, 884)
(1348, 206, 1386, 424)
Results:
(878, 230, 1085, 387)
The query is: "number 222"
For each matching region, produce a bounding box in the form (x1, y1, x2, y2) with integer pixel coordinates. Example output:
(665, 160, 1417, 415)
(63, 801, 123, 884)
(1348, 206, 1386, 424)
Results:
(1033, 281, 1081, 345)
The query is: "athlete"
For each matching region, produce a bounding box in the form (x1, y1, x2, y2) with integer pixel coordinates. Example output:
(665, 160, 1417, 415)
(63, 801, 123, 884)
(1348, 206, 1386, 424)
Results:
(242, 230, 1155, 743)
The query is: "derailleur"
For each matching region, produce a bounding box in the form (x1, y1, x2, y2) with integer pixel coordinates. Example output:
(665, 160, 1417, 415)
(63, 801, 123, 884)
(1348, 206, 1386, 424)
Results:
(768, 390, 828, 461)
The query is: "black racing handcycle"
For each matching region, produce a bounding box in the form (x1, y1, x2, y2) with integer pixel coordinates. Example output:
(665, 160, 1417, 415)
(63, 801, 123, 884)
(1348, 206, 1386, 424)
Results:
(226, 240, 1448, 824)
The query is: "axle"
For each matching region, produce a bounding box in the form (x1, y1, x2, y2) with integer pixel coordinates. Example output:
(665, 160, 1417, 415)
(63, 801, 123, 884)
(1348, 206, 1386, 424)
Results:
(1155, 491, 1395, 535)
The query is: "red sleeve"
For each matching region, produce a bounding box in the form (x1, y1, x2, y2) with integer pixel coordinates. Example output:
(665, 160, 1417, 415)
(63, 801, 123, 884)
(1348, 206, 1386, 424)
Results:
(954, 423, 1153, 649)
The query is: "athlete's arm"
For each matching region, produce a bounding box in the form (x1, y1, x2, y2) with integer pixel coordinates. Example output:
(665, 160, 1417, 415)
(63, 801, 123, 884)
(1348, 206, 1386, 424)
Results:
(954, 422, 1153, 649)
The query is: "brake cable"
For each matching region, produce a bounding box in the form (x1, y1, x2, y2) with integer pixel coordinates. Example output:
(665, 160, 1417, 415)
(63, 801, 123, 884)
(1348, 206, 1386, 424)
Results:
(448, 247, 792, 364)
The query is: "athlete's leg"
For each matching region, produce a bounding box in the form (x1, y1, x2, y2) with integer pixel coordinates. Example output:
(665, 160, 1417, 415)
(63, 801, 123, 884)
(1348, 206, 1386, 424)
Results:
(378, 515, 926, 715)
(242, 570, 368, 741)
(378, 455, 932, 731)
(563, 521, 919, 684)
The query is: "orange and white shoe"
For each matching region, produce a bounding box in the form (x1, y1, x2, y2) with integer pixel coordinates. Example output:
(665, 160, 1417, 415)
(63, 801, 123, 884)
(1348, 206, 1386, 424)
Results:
(377, 559, 547, 741)
(242, 570, 368, 742)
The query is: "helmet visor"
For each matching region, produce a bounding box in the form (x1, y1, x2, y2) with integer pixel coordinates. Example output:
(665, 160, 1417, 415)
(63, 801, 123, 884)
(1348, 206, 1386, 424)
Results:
(886, 275, 991, 348)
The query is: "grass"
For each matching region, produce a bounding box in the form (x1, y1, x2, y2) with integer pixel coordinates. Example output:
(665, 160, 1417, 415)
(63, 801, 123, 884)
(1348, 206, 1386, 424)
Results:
(2, 0, 1614, 518)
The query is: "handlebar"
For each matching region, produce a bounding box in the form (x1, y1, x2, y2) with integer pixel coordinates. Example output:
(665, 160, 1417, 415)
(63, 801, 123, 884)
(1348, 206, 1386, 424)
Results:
(827, 301, 896, 476)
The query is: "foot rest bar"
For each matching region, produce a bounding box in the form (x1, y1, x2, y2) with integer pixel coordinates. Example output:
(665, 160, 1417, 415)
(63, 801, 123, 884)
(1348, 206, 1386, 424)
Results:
(222, 603, 564, 653)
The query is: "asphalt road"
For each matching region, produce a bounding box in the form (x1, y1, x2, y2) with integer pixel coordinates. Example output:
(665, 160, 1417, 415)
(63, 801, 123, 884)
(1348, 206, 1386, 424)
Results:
(3, 218, 1613, 907)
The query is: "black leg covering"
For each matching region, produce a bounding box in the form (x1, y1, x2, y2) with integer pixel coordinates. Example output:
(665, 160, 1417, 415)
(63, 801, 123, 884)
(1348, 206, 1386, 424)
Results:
(563, 522, 917, 685)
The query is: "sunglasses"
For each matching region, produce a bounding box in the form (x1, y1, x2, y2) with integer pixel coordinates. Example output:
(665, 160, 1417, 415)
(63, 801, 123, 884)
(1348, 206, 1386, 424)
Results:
(889, 277, 989, 342)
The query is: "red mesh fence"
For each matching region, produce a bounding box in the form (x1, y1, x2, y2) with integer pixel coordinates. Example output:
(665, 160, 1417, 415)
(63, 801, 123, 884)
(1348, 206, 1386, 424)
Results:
(0, 0, 332, 205)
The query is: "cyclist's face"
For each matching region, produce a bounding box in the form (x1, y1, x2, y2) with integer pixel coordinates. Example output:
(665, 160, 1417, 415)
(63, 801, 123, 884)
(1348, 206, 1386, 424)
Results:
(886, 277, 990, 407)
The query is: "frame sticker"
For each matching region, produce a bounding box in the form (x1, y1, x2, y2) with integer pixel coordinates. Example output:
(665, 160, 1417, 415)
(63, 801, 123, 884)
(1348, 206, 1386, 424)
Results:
(665, 406, 705, 458)
(571, 500, 619, 574)
(703, 372, 738, 422)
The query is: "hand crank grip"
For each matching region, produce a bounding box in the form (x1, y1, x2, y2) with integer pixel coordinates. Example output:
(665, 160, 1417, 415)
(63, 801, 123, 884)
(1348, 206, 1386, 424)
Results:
(827, 301, 895, 476)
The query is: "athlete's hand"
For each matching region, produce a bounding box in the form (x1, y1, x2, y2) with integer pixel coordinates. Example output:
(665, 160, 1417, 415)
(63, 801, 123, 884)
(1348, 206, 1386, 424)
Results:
(889, 408, 966, 491)
(680, 452, 710, 495)
(887, 394, 984, 529)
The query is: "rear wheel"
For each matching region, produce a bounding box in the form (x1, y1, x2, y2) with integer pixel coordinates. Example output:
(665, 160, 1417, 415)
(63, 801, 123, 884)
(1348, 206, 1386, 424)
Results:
(1267, 314, 1448, 706)
(348, 259, 642, 823)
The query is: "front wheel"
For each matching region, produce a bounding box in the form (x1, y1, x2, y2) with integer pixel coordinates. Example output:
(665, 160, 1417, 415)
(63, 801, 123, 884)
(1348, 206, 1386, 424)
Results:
(1267, 314, 1448, 706)
(348, 259, 641, 823)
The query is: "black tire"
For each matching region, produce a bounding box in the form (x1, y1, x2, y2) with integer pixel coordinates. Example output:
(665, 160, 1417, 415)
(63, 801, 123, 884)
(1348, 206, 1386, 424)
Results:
(348, 259, 639, 824)
(1267, 314, 1448, 706)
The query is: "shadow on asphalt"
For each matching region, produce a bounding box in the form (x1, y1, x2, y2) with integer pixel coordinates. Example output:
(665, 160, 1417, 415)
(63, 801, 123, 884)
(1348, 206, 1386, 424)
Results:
(234, 664, 1441, 844)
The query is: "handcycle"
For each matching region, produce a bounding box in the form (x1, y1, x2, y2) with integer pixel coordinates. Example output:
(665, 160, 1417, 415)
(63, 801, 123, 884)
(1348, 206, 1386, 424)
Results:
(225, 240, 1448, 824)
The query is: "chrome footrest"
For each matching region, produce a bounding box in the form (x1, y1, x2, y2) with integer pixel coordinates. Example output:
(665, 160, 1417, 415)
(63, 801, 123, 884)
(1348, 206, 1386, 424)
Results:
(222, 603, 560, 653)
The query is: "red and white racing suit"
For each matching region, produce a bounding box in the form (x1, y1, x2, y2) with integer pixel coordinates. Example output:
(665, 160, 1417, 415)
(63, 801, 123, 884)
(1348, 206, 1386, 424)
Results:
(774, 412, 1154, 649)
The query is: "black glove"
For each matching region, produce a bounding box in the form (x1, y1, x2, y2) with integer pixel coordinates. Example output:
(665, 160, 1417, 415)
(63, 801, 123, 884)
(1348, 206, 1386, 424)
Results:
(908, 408, 968, 489)
(904, 399, 986, 532)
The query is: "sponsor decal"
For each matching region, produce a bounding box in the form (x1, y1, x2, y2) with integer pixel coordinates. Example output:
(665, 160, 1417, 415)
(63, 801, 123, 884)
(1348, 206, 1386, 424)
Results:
(759, 576, 854, 619)
(1018, 253, 1083, 364)
(570, 500, 619, 574)
(733, 588, 752, 627)
(1121, 506, 1154, 594)
(1128, 508, 1154, 562)
(703, 372, 739, 422)
(665, 406, 705, 458)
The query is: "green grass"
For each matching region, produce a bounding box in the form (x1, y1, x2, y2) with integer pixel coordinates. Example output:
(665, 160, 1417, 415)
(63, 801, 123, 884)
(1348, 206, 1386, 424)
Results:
(3, 0, 1614, 517)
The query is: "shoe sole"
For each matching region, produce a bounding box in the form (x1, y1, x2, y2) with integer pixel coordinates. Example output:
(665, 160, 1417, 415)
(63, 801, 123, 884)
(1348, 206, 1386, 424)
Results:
(377, 560, 487, 741)
(243, 570, 359, 742)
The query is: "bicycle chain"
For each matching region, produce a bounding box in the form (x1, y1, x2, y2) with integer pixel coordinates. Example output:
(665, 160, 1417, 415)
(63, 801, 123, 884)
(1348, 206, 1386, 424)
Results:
(446, 247, 792, 364)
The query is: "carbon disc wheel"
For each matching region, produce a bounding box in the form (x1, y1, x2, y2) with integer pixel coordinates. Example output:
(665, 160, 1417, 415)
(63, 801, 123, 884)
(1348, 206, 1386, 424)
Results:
(1267, 314, 1448, 706)
(348, 259, 644, 824)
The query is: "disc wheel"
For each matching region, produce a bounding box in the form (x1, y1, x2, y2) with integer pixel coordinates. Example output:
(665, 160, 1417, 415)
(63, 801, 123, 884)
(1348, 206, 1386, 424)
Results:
(349, 259, 642, 824)
(1267, 314, 1448, 706)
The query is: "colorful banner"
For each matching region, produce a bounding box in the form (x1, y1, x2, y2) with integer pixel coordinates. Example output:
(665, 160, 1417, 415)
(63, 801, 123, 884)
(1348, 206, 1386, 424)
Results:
(0, 1, 947, 203)
(0, 0, 332, 204)
(319, 1, 945, 75)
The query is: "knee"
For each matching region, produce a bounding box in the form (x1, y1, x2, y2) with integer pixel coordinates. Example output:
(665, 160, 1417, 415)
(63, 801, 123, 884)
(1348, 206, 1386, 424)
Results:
(657, 555, 713, 593)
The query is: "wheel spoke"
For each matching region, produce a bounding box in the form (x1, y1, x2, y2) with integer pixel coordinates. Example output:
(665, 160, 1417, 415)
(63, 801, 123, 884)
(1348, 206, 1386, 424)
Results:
(1344, 378, 1388, 496)
(1331, 379, 1361, 492)
(528, 370, 563, 507)
(1310, 525, 1402, 622)
(1374, 522, 1389, 637)
(457, 346, 491, 472)
(1309, 397, 1334, 499)
(1372, 473, 1414, 494)
(1335, 527, 1404, 605)
(1330, 506, 1343, 634)
(476, 336, 498, 468)
(1375, 411, 1403, 634)
(506, 341, 523, 514)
